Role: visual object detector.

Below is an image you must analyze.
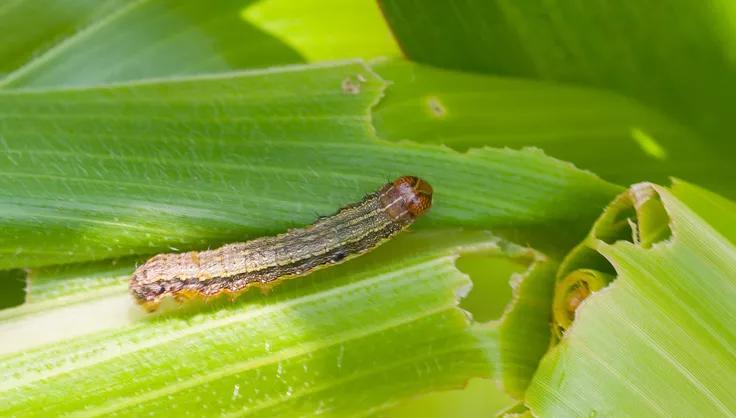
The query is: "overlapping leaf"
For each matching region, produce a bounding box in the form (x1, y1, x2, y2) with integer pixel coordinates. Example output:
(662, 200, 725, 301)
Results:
(526, 183, 736, 416)
(379, 0, 736, 197)
(372, 60, 716, 189)
(0, 0, 398, 89)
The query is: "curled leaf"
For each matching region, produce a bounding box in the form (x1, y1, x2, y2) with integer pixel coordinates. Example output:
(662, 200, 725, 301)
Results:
(527, 183, 736, 416)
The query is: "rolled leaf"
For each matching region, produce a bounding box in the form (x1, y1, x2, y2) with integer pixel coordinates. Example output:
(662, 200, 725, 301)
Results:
(526, 183, 736, 416)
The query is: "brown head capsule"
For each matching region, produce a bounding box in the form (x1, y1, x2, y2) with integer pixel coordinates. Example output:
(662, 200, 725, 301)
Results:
(130, 176, 433, 310)
(379, 176, 433, 221)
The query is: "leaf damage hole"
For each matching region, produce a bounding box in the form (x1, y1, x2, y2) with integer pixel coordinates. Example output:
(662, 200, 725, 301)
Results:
(592, 183, 673, 248)
(554, 183, 674, 334)
(629, 183, 672, 248)
(455, 251, 527, 322)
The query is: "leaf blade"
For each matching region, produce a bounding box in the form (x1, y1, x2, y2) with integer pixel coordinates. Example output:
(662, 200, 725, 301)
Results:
(0, 61, 619, 269)
(0, 230, 501, 416)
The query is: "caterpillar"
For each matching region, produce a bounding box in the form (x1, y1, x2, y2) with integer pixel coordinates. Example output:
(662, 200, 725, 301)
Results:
(130, 176, 433, 311)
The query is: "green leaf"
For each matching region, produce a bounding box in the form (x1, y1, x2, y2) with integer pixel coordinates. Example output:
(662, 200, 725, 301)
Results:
(372, 60, 720, 191)
(241, 0, 400, 62)
(526, 183, 736, 416)
(0, 0, 127, 79)
(0, 0, 305, 88)
(378, 1, 736, 137)
(378, 1, 736, 197)
(0, 61, 618, 269)
(9, 2, 720, 415)
(671, 178, 736, 245)
(26, 257, 138, 305)
(450, 239, 559, 399)
(0, 0, 398, 89)
(0, 230, 538, 416)
(492, 247, 557, 397)
(384, 378, 516, 418)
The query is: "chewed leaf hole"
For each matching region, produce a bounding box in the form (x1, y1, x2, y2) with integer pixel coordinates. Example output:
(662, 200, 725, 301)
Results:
(0, 269, 26, 310)
(455, 252, 527, 322)
(593, 203, 637, 245)
(592, 183, 673, 248)
(553, 183, 675, 335)
(630, 184, 672, 248)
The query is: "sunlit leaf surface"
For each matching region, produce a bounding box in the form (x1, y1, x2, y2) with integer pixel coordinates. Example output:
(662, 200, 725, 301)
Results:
(0, 0, 398, 89)
(1, 230, 544, 417)
(241, 0, 400, 61)
(0, 0, 306, 88)
(0, 61, 618, 269)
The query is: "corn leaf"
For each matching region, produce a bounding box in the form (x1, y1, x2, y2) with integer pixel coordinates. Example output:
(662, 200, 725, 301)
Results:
(378, 1, 736, 198)
(0, 5, 621, 409)
(526, 183, 736, 416)
(0, 61, 618, 269)
(240, 0, 400, 62)
(1, 230, 551, 416)
(0, 54, 616, 414)
(0, 0, 126, 79)
(0, 0, 397, 89)
(670, 179, 736, 244)
(372, 60, 717, 189)
(7, 1, 732, 416)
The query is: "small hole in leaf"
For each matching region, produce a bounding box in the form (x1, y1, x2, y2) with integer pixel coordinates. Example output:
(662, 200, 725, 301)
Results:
(592, 184, 673, 248)
(594, 204, 637, 244)
(633, 188, 672, 248)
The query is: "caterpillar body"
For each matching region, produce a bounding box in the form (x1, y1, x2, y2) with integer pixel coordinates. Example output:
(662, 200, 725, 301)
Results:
(129, 176, 433, 311)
